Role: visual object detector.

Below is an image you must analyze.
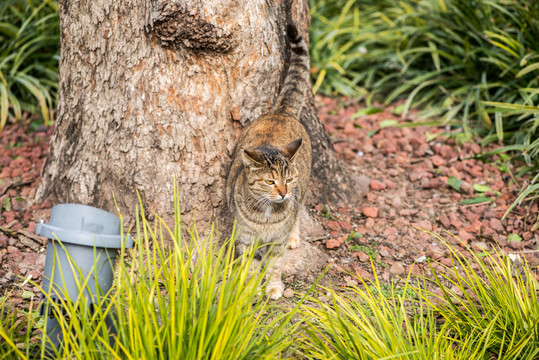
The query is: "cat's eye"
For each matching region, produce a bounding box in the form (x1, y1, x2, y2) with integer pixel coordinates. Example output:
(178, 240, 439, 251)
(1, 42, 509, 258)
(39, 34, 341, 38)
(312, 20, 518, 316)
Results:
(286, 178, 293, 183)
(265, 180, 275, 185)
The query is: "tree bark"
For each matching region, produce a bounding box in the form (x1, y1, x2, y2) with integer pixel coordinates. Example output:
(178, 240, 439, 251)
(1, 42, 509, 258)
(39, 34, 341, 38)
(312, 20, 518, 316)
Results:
(37, 0, 361, 229)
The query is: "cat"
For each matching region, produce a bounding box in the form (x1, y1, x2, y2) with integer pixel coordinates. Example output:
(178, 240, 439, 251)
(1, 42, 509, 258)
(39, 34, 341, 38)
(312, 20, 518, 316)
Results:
(225, 23, 312, 300)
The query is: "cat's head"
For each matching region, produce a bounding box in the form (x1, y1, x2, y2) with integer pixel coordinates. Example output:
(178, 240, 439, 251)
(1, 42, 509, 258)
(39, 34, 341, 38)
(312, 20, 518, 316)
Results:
(240, 138, 302, 204)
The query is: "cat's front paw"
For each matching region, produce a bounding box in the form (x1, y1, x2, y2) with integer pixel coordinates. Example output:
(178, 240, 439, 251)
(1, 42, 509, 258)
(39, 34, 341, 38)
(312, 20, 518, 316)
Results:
(266, 283, 284, 300)
(286, 237, 300, 249)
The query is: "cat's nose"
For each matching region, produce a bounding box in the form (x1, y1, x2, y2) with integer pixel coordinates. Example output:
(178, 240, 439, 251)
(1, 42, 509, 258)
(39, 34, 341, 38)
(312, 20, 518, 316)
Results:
(277, 188, 287, 198)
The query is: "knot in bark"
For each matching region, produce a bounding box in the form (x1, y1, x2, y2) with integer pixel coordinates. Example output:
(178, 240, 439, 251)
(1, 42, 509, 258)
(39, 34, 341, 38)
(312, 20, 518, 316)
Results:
(151, 3, 236, 53)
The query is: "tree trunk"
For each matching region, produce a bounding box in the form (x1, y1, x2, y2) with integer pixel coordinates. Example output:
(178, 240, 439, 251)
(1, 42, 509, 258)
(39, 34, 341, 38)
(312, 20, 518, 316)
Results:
(37, 0, 361, 229)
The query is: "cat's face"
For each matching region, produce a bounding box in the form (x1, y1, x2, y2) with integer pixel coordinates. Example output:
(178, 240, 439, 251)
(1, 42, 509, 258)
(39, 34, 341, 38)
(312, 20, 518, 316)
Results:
(241, 139, 302, 206)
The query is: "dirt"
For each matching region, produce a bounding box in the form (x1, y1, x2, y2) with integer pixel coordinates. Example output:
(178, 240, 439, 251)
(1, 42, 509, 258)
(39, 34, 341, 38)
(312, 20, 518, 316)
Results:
(1, 97, 538, 312)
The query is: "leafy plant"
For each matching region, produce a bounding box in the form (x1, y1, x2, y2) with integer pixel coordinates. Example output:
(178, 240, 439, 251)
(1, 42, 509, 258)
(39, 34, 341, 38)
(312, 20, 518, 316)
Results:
(1, 185, 301, 359)
(427, 235, 539, 358)
(297, 268, 483, 359)
(0, 0, 59, 130)
(309, 0, 539, 207)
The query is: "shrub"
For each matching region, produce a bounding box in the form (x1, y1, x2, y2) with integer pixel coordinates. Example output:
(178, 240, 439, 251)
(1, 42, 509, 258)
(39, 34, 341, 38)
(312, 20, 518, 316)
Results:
(0, 0, 59, 130)
(309, 0, 538, 180)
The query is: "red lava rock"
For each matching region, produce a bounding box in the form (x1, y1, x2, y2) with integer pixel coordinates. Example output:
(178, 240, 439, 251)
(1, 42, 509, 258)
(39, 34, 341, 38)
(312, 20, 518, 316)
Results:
(431, 155, 445, 167)
(449, 213, 463, 228)
(412, 220, 433, 232)
(465, 220, 482, 234)
(22, 253, 39, 267)
(362, 207, 379, 218)
(355, 268, 373, 280)
(0, 234, 8, 248)
(508, 240, 525, 250)
(26, 222, 37, 233)
(356, 251, 370, 263)
(366, 192, 377, 203)
(489, 218, 504, 233)
(327, 220, 342, 232)
(389, 262, 405, 275)
(3, 211, 16, 224)
(7, 246, 22, 258)
(457, 229, 474, 245)
(343, 122, 356, 135)
(422, 178, 443, 189)
(469, 166, 483, 178)
(379, 248, 391, 257)
(399, 209, 416, 216)
(338, 221, 353, 232)
(440, 257, 453, 267)
(326, 239, 341, 249)
(437, 213, 451, 228)
(370, 180, 386, 190)
(409, 168, 425, 182)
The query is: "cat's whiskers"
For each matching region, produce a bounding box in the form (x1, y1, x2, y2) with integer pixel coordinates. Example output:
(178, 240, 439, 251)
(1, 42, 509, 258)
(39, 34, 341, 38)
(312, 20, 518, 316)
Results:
(251, 196, 269, 213)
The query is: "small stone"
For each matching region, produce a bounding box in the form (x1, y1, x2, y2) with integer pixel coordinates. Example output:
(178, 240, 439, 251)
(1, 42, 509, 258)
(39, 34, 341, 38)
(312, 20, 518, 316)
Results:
(409, 169, 425, 182)
(339, 221, 353, 232)
(489, 218, 504, 232)
(471, 241, 488, 251)
(363, 207, 379, 218)
(370, 180, 386, 190)
(283, 288, 294, 298)
(440, 257, 453, 267)
(0, 235, 8, 248)
(326, 239, 341, 249)
(327, 220, 341, 232)
(412, 220, 433, 232)
(379, 248, 390, 257)
(437, 213, 451, 228)
(389, 262, 405, 275)
(7, 246, 21, 258)
(414, 255, 428, 263)
(356, 251, 370, 263)
(431, 155, 445, 167)
(457, 229, 474, 244)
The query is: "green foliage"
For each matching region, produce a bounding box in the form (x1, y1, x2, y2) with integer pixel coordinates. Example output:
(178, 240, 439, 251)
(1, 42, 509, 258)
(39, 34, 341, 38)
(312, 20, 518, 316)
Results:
(309, 0, 538, 195)
(297, 270, 482, 359)
(0, 187, 300, 359)
(0, 0, 59, 130)
(0, 294, 41, 359)
(2, 215, 539, 358)
(298, 239, 539, 359)
(428, 236, 539, 358)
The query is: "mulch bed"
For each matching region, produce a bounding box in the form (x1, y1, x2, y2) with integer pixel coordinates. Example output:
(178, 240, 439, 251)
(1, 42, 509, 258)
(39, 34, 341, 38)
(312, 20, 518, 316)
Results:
(1, 98, 538, 308)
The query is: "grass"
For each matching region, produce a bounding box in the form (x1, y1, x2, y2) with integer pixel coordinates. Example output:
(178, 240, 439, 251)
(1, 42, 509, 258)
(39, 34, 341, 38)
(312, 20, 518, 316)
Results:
(0, 186, 303, 359)
(1, 184, 538, 359)
(309, 0, 539, 208)
(0, 0, 59, 130)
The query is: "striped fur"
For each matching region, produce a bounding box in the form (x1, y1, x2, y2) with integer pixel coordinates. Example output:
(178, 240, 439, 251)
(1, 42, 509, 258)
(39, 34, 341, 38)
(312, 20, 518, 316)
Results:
(225, 23, 312, 300)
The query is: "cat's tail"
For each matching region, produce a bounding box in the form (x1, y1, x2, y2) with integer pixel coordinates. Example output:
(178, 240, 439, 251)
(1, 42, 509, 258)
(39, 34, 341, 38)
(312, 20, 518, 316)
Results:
(274, 24, 311, 119)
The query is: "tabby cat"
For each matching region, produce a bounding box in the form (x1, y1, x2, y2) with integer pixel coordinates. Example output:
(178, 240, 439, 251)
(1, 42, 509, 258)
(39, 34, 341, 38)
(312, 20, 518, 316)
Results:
(226, 24, 312, 300)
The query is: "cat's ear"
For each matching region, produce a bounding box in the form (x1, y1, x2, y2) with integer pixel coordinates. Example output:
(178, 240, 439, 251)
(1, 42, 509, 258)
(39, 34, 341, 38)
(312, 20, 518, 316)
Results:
(241, 149, 264, 169)
(282, 138, 302, 161)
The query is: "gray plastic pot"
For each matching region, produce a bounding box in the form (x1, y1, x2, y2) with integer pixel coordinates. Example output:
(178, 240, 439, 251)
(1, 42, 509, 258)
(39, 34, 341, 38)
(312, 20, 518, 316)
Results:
(36, 204, 133, 350)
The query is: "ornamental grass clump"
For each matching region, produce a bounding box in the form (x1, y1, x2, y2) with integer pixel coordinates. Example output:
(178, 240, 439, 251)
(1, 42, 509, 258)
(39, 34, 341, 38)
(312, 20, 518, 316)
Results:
(296, 267, 483, 359)
(0, 188, 300, 359)
(297, 238, 539, 359)
(427, 235, 539, 359)
(0, 0, 59, 130)
(309, 0, 538, 186)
